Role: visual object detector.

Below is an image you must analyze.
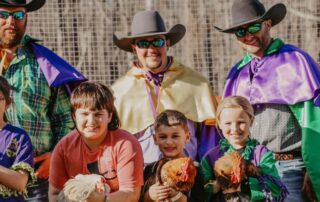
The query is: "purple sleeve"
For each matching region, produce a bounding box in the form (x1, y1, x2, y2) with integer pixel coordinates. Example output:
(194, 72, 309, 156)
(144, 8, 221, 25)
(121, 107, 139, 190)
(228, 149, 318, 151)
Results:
(198, 124, 222, 160)
(14, 132, 34, 168)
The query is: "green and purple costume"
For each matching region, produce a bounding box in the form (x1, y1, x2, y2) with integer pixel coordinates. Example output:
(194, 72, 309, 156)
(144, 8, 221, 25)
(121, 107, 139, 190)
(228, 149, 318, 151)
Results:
(201, 139, 287, 201)
(223, 38, 320, 199)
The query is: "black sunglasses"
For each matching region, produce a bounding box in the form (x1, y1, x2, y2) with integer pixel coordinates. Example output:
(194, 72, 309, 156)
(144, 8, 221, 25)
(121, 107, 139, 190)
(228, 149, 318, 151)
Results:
(234, 22, 263, 38)
(0, 10, 26, 21)
(135, 38, 166, 49)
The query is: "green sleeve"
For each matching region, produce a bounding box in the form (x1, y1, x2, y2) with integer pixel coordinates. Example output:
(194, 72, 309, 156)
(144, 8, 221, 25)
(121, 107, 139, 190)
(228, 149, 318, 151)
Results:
(249, 151, 282, 201)
(200, 158, 215, 201)
(201, 158, 215, 193)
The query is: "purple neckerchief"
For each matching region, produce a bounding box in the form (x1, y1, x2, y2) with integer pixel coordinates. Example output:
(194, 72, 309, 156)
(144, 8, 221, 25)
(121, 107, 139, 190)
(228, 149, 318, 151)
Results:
(145, 70, 164, 87)
(141, 56, 173, 118)
(223, 44, 320, 106)
(145, 56, 173, 87)
(31, 43, 87, 94)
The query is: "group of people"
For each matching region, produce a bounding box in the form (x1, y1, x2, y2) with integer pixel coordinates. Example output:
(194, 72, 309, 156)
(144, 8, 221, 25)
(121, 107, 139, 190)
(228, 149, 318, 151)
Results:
(0, 0, 319, 201)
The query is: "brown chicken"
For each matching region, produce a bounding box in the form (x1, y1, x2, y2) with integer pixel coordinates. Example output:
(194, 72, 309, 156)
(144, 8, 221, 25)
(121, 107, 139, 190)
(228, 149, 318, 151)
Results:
(157, 157, 197, 192)
(214, 151, 247, 190)
(214, 151, 262, 190)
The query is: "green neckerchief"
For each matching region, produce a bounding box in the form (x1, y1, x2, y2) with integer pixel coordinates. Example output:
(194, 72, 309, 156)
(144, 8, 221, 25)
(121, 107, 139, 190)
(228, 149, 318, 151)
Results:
(237, 38, 285, 70)
(219, 138, 259, 161)
(20, 35, 40, 46)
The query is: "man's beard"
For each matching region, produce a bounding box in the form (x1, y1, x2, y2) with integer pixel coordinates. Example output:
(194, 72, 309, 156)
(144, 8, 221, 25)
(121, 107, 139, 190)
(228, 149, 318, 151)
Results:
(0, 22, 26, 48)
(0, 31, 24, 48)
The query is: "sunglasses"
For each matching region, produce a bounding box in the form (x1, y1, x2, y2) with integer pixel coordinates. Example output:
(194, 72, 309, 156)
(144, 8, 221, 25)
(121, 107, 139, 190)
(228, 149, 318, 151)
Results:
(135, 38, 166, 49)
(0, 10, 26, 21)
(234, 22, 262, 38)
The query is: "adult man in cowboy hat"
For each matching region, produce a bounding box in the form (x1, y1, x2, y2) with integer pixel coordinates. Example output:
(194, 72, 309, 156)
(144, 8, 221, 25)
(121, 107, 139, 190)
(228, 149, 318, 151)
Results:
(216, 0, 320, 201)
(0, 0, 85, 201)
(112, 10, 220, 168)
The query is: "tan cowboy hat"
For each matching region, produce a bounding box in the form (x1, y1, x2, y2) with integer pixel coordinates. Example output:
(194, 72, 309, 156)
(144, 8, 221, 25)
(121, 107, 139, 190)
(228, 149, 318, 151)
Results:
(113, 10, 186, 52)
(215, 0, 286, 33)
(0, 0, 46, 12)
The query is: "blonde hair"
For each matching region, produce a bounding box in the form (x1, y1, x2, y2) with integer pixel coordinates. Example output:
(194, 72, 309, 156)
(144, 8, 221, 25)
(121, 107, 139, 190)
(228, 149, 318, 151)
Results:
(216, 96, 254, 125)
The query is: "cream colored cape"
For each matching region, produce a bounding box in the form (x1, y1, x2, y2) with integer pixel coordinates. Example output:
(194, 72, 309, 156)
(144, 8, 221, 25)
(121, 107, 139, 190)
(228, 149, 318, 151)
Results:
(111, 60, 217, 134)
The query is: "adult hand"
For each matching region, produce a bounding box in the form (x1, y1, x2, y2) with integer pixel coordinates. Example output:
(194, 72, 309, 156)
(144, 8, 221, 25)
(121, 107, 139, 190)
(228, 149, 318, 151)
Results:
(34, 152, 52, 179)
(148, 182, 171, 201)
(302, 173, 318, 202)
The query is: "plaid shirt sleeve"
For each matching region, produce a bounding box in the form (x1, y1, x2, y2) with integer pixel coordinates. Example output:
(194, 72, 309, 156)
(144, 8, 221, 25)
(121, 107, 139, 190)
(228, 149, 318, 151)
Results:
(4, 40, 75, 155)
(49, 86, 74, 143)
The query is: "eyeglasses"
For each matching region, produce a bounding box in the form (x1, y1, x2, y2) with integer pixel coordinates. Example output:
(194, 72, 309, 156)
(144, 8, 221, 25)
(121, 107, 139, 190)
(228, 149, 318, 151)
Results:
(135, 38, 166, 49)
(234, 22, 263, 38)
(0, 11, 26, 21)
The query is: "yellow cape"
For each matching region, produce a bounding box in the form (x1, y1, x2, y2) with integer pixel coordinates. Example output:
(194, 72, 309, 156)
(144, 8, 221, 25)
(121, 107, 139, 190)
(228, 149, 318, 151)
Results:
(111, 60, 217, 134)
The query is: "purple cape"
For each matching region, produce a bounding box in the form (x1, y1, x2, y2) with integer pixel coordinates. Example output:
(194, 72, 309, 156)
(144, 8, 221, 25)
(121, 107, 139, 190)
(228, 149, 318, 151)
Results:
(31, 43, 86, 91)
(223, 44, 320, 106)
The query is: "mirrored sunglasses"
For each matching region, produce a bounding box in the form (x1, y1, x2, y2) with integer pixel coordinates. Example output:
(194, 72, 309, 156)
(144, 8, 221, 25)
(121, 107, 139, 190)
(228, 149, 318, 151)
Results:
(0, 10, 26, 21)
(135, 38, 166, 49)
(234, 22, 262, 38)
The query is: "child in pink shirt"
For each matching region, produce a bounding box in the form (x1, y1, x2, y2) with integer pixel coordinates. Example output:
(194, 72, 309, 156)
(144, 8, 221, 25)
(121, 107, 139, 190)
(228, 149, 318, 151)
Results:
(49, 81, 144, 202)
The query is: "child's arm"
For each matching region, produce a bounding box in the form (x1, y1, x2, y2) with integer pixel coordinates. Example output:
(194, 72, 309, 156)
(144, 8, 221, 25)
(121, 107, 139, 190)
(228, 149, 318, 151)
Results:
(0, 165, 28, 192)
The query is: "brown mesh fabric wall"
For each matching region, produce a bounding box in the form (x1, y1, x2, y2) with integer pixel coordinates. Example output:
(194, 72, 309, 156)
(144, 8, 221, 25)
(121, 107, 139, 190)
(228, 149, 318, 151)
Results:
(27, 0, 320, 94)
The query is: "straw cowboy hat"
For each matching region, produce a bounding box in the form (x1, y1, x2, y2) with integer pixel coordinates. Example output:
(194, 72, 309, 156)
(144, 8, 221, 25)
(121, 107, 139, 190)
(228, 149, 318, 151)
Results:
(215, 0, 286, 33)
(113, 10, 186, 52)
(0, 0, 46, 12)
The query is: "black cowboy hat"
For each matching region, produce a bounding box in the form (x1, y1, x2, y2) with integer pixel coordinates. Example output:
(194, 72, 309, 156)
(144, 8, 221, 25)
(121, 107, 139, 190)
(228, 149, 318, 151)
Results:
(0, 0, 46, 12)
(113, 10, 186, 52)
(214, 0, 286, 33)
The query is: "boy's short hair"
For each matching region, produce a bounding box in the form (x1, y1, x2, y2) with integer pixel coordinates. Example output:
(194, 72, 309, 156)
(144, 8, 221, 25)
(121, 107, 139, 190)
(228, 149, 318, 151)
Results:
(154, 110, 189, 132)
(70, 81, 120, 130)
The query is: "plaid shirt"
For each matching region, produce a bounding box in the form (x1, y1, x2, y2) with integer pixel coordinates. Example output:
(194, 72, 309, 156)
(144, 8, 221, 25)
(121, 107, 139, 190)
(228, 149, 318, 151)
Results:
(3, 35, 74, 156)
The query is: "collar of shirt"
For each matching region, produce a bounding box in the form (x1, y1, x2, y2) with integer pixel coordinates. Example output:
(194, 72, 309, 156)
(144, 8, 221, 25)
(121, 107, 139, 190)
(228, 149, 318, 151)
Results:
(237, 38, 285, 70)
